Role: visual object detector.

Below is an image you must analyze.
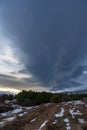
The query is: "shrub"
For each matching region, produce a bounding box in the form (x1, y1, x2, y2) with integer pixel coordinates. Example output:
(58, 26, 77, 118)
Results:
(51, 94, 61, 103)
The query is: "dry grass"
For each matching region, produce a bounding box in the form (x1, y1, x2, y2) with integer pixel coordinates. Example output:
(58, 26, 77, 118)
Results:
(0, 99, 87, 130)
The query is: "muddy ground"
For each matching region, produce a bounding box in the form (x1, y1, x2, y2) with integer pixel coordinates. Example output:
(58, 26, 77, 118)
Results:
(0, 99, 87, 130)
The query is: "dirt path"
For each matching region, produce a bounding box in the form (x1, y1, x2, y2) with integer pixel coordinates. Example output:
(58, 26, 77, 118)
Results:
(21, 103, 58, 130)
(0, 100, 87, 130)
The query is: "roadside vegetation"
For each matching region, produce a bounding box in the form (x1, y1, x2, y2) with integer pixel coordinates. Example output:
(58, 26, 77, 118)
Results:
(0, 90, 87, 130)
(16, 90, 87, 106)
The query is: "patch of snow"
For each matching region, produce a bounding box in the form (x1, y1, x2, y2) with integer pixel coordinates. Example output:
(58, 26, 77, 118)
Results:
(34, 105, 39, 109)
(74, 101, 84, 105)
(0, 121, 5, 126)
(64, 100, 85, 106)
(4, 100, 10, 104)
(64, 118, 71, 130)
(22, 106, 33, 110)
(78, 118, 84, 124)
(1, 112, 9, 117)
(64, 118, 69, 123)
(11, 108, 23, 114)
(4, 116, 16, 121)
(44, 103, 50, 106)
(18, 112, 28, 117)
(11, 104, 19, 109)
(39, 120, 48, 130)
(0, 117, 16, 127)
(1, 108, 23, 117)
(69, 109, 82, 118)
(65, 101, 73, 105)
(52, 120, 57, 124)
(72, 108, 75, 110)
(55, 108, 64, 118)
(30, 118, 37, 123)
(66, 123, 70, 126)
(66, 126, 71, 130)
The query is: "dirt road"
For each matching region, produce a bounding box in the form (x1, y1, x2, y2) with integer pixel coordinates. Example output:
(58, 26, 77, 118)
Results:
(0, 99, 87, 130)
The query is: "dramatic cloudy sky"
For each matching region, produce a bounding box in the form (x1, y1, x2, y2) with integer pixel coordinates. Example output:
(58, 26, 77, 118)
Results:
(0, 0, 87, 93)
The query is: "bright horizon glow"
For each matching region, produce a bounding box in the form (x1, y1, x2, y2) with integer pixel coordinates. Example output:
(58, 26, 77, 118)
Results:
(0, 87, 20, 94)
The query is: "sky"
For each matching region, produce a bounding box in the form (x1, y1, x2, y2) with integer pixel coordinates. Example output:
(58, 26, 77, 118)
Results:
(0, 0, 87, 94)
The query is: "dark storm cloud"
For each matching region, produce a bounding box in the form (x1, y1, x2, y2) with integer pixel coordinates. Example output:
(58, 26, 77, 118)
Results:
(0, 0, 87, 91)
(0, 74, 15, 79)
(0, 74, 22, 87)
(50, 81, 82, 92)
(0, 73, 40, 90)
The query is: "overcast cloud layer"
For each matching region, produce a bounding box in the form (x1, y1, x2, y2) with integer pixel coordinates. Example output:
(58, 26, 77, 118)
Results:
(0, 0, 87, 93)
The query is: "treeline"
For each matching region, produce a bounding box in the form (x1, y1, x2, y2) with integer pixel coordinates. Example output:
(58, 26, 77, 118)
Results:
(16, 90, 53, 106)
(16, 90, 87, 106)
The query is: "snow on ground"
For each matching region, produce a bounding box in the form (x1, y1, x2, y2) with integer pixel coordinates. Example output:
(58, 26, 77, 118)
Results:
(1, 112, 10, 117)
(4, 116, 16, 121)
(21, 106, 33, 110)
(0, 106, 34, 126)
(0, 106, 34, 117)
(0, 121, 5, 127)
(52, 120, 57, 124)
(30, 118, 37, 123)
(69, 108, 82, 118)
(78, 118, 85, 124)
(55, 108, 64, 118)
(64, 100, 85, 106)
(64, 118, 69, 123)
(18, 112, 28, 117)
(34, 105, 40, 109)
(0, 99, 86, 129)
(64, 101, 74, 105)
(0, 116, 16, 127)
(11, 108, 23, 114)
(64, 118, 71, 130)
(44, 103, 51, 106)
(1, 108, 23, 117)
(66, 126, 71, 130)
(73, 101, 85, 105)
(38, 120, 48, 130)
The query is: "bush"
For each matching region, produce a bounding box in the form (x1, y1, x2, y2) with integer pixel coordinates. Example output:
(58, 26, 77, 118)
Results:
(16, 90, 53, 106)
(51, 94, 61, 103)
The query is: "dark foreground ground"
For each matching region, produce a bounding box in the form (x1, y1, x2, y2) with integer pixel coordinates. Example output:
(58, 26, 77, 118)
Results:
(0, 99, 87, 130)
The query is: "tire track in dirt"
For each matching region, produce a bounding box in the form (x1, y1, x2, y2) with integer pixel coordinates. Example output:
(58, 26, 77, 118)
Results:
(21, 103, 58, 130)
(0, 99, 87, 130)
